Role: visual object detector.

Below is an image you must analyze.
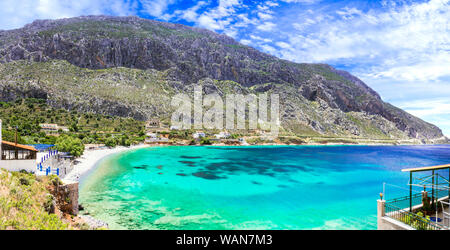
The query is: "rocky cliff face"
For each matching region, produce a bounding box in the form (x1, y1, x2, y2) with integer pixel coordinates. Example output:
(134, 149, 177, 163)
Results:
(0, 16, 444, 140)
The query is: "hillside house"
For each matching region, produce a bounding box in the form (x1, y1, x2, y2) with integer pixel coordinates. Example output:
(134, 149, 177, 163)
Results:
(0, 120, 38, 172)
(146, 120, 160, 130)
(39, 123, 69, 134)
(215, 132, 231, 139)
(145, 132, 169, 144)
(193, 132, 206, 139)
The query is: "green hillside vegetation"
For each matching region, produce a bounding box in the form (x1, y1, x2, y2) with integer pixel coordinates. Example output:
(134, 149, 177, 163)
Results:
(0, 170, 68, 229)
(38, 20, 206, 40)
(0, 98, 146, 147)
(0, 16, 444, 142)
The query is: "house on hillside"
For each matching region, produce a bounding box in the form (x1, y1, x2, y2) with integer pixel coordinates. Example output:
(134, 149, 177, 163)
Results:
(193, 132, 206, 139)
(170, 125, 180, 130)
(146, 120, 160, 130)
(39, 123, 69, 134)
(215, 131, 231, 139)
(145, 132, 169, 144)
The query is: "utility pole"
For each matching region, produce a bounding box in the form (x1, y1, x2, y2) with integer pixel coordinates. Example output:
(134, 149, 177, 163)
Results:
(15, 126, 18, 159)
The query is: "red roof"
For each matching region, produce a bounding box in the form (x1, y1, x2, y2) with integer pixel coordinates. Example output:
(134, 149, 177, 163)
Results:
(1, 141, 38, 152)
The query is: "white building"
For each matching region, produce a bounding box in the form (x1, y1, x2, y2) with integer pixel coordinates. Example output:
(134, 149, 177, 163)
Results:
(170, 125, 180, 130)
(145, 133, 169, 143)
(215, 132, 231, 139)
(0, 120, 38, 173)
(145, 120, 160, 130)
(193, 132, 206, 139)
(39, 123, 69, 134)
(145, 133, 158, 143)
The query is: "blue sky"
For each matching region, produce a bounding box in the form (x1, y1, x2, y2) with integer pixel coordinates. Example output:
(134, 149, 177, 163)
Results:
(0, 0, 449, 136)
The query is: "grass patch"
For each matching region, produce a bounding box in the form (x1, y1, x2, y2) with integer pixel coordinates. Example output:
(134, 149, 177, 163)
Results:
(0, 170, 69, 230)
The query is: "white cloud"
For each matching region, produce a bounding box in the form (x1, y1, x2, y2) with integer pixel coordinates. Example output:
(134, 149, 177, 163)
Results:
(250, 35, 272, 43)
(257, 12, 273, 20)
(362, 76, 450, 136)
(173, 1, 207, 22)
(256, 21, 276, 31)
(234, 0, 449, 133)
(276, 41, 291, 49)
(276, 0, 450, 82)
(240, 39, 252, 45)
(260, 44, 277, 54)
(396, 98, 450, 136)
(280, 0, 321, 3)
(177, 0, 243, 32)
(140, 0, 176, 18)
(0, 0, 139, 30)
(399, 99, 450, 118)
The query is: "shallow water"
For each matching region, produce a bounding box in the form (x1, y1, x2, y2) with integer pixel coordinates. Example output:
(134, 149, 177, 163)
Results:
(79, 145, 450, 229)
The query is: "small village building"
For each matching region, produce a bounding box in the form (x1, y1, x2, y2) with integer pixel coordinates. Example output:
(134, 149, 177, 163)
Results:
(145, 133, 169, 144)
(39, 123, 69, 134)
(0, 141, 38, 172)
(146, 120, 160, 130)
(170, 125, 180, 130)
(146, 133, 158, 139)
(39, 123, 58, 133)
(193, 132, 206, 139)
(0, 119, 38, 173)
(59, 126, 70, 132)
(215, 132, 231, 139)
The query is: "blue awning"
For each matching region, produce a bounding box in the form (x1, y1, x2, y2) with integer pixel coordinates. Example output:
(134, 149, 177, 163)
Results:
(27, 144, 55, 151)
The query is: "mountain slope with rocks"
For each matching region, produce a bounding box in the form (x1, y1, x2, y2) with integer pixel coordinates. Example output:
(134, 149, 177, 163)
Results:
(0, 15, 445, 142)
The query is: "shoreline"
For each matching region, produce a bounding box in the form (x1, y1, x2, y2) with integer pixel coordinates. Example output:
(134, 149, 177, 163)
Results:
(62, 142, 448, 184)
(150, 142, 449, 147)
(62, 144, 149, 184)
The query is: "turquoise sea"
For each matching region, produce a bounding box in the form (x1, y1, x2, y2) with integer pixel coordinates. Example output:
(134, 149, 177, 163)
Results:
(79, 145, 450, 230)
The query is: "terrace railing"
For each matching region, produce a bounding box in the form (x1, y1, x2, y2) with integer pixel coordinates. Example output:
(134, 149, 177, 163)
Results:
(386, 192, 423, 209)
(384, 190, 450, 230)
(384, 202, 442, 230)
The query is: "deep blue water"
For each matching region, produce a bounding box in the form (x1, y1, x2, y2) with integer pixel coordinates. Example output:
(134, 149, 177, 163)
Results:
(80, 145, 450, 229)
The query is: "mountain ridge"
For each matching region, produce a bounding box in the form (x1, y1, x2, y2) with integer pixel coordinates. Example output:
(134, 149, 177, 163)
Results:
(0, 15, 444, 141)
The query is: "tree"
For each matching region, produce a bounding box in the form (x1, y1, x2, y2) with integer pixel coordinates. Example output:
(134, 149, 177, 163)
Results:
(1, 129, 26, 144)
(200, 137, 212, 145)
(69, 122, 79, 132)
(105, 137, 117, 148)
(120, 135, 130, 146)
(55, 135, 84, 157)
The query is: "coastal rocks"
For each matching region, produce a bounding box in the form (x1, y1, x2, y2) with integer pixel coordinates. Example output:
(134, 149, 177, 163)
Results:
(50, 181, 79, 216)
(78, 215, 109, 230)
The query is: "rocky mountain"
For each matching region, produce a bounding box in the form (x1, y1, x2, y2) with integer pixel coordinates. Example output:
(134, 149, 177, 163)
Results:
(0, 15, 444, 141)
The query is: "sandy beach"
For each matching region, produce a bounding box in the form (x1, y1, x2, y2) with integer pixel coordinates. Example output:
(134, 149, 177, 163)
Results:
(62, 144, 149, 184)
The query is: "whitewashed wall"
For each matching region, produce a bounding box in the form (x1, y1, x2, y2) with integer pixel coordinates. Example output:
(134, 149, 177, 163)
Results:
(0, 160, 36, 173)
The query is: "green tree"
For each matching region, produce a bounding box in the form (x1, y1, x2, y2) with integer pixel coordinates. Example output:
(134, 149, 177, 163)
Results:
(105, 137, 117, 148)
(55, 135, 84, 157)
(69, 122, 79, 132)
(200, 137, 212, 145)
(120, 135, 131, 146)
(1, 129, 26, 144)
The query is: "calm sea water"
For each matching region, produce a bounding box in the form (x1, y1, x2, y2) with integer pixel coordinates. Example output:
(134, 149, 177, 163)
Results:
(79, 145, 450, 230)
